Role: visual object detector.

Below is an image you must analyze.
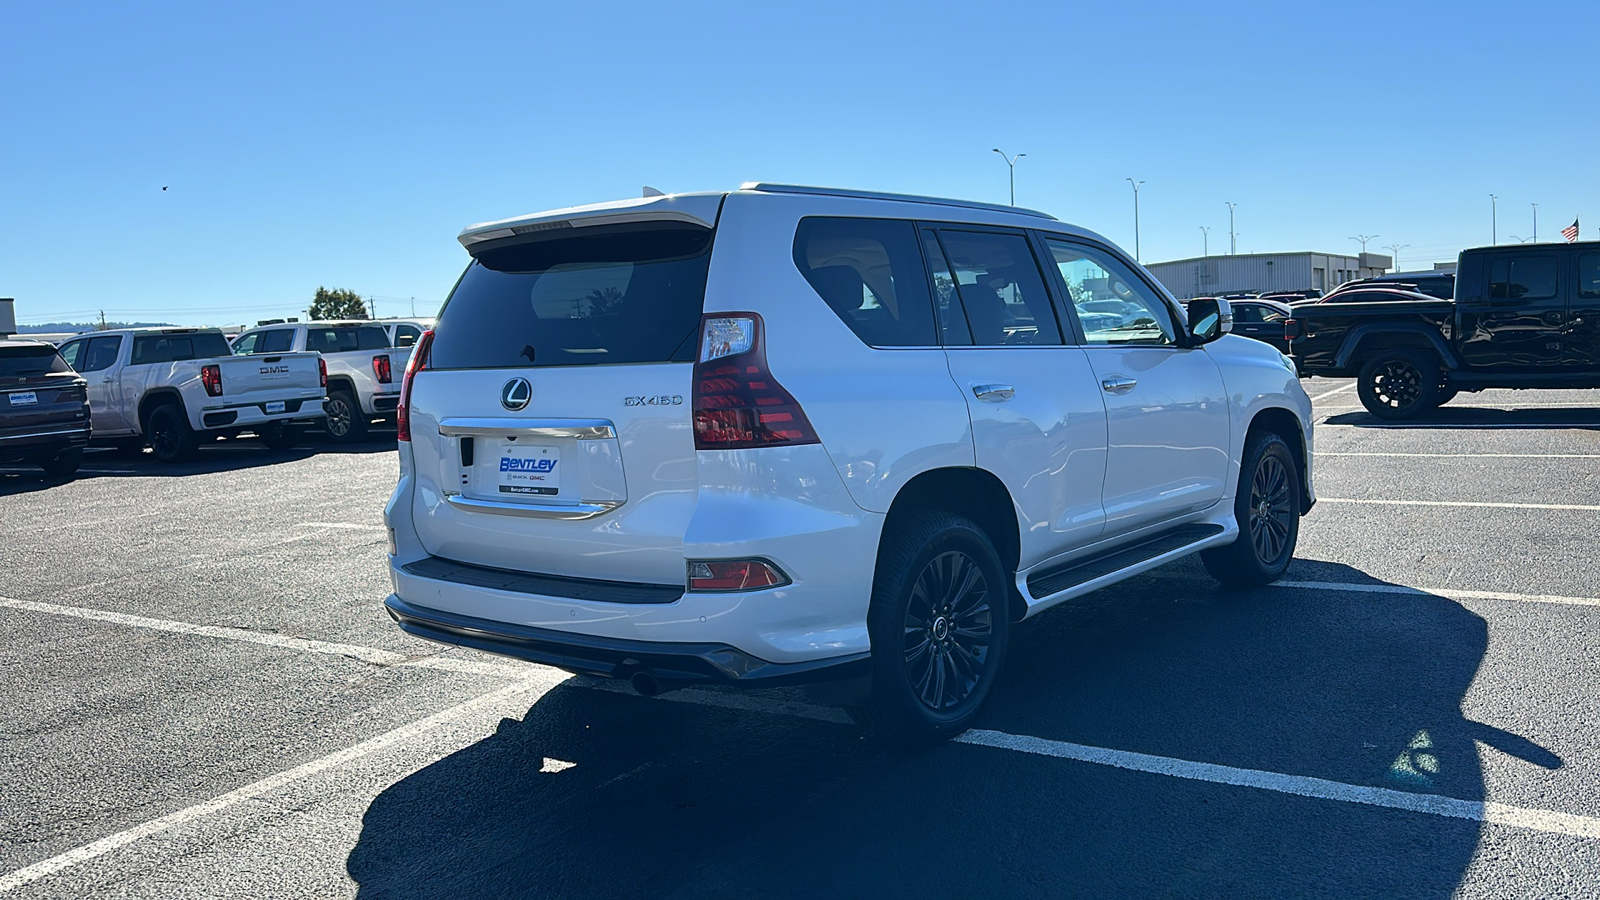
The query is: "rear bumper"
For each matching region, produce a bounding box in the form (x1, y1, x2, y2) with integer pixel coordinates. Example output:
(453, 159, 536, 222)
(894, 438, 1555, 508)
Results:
(196, 396, 327, 431)
(0, 424, 91, 458)
(384, 594, 869, 686)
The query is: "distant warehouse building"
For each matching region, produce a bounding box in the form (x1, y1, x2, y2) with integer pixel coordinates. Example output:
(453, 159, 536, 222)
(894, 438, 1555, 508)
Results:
(1144, 252, 1392, 300)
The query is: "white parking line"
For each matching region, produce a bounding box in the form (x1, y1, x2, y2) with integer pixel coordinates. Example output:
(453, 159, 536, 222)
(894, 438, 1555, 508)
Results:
(1318, 452, 1600, 459)
(1308, 383, 1357, 402)
(0, 671, 565, 894)
(1320, 423, 1599, 430)
(0, 596, 519, 677)
(1319, 498, 1600, 512)
(1272, 580, 1600, 609)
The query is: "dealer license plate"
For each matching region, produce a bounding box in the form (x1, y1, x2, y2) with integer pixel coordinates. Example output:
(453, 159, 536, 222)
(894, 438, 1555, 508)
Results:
(8, 392, 37, 406)
(265, 400, 286, 413)
(497, 445, 559, 496)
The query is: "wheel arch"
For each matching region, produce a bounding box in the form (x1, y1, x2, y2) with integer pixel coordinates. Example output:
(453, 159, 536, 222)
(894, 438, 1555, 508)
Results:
(882, 467, 1025, 621)
(1245, 406, 1312, 515)
(325, 374, 358, 397)
(1336, 323, 1461, 371)
(137, 388, 185, 435)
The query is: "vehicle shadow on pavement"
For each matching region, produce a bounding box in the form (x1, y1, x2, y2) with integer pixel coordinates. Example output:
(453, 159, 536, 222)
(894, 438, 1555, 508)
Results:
(0, 438, 397, 497)
(347, 561, 1555, 898)
(1325, 407, 1600, 430)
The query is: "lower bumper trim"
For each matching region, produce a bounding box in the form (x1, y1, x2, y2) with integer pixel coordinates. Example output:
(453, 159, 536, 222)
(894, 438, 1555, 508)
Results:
(384, 595, 869, 686)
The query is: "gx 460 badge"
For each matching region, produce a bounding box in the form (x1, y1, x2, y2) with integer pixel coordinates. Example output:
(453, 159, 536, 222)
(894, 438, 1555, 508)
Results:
(625, 395, 684, 407)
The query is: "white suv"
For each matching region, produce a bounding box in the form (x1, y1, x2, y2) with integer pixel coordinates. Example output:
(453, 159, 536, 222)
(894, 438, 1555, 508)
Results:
(383, 184, 1314, 742)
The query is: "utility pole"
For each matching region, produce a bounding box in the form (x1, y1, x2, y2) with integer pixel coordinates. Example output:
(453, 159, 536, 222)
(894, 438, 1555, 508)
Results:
(1490, 194, 1498, 245)
(368, 298, 377, 319)
(1384, 243, 1409, 271)
(1350, 234, 1379, 253)
(1532, 203, 1538, 242)
(1200, 226, 1210, 256)
(1225, 202, 1237, 255)
(1125, 178, 1145, 262)
(992, 149, 1025, 206)
(409, 296, 416, 317)
(98, 310, 107, 331)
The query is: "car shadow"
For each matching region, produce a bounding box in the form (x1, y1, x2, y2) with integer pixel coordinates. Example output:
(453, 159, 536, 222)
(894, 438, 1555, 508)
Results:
(0, 433, 397, 496)
(346, 561, 1549, 898)
(1324, 406, 1600, 430)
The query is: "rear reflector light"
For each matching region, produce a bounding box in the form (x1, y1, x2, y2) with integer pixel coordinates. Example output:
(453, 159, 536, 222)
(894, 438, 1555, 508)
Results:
(318, 357, 328, 388)
(373, 354, 392, 384)
(201, 365, 223, 397)
(396, 329, 433, 442)
(692, 313, 819, 450)
(687, 559, 791, 592)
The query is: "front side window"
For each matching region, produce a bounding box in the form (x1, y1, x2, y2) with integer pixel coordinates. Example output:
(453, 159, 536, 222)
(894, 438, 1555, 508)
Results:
(934, 230, 1062, 346)
(259, 329, 295, 353)
(394, 325, 422, 348)
(232, 332, 260, 355)
(793, 217, 937, 348)
(1045, 239, 1176, 345)
(1232, 303, 1264, 324)
(1489, 257, 1558, 299)
(80, 336, 123, 372)
(58, 340, 85, 371)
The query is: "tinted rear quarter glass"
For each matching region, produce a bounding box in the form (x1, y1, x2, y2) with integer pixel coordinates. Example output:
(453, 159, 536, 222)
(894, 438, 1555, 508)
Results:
(793, 217, 936, 347)
(430, 223, 713, 369)
(0, 345, 72, 377)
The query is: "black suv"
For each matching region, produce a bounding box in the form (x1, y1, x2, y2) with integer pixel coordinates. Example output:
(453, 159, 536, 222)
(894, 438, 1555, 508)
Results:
(0, 339, 91, 478)
(1287, 242, 1600, 417)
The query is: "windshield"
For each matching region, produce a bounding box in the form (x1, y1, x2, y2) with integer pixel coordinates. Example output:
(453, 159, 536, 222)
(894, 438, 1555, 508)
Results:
(0, 345, 73, 377)
(428, 223, 713, 369)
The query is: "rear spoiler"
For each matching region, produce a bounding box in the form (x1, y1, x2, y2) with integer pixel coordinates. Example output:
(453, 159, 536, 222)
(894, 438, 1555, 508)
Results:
(458, 194, 723, 249)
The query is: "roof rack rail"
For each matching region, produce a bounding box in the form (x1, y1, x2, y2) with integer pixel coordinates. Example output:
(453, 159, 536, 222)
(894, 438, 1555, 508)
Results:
(739, 182, 1057, 220)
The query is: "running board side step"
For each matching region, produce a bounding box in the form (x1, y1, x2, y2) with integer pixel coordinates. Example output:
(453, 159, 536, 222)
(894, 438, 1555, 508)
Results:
(1021, 523, 1233, 617)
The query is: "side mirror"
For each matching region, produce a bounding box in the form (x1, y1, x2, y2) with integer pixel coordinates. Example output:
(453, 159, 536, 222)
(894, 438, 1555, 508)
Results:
(1188, 297, 1233, 344)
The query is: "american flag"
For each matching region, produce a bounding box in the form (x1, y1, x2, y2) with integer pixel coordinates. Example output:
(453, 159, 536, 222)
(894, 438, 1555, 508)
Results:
(1562, 218, 1580, 242)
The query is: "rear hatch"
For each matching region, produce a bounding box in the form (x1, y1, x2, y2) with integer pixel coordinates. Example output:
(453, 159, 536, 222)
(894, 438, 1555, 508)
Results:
(407, 209, 719, 585)
(0, 345, 87, 438)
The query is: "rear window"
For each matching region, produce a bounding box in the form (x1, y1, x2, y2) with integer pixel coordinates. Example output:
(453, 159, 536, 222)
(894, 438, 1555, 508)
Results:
(0, 345, 72, 377)
(306, 325, 389, 353)
(1489, 257, 1558, 300)
(429, 224, 713, 369)
(130, 332, 231, 365)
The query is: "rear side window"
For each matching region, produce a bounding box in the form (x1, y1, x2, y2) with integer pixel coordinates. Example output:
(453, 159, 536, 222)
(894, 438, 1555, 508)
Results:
(306, 326, 388, 353)
(1578, 254, 1600, 298)
(58, 340, 85, 371)
(260, 329, 296, 353)
(430, 223, 713, 369)
(130, 333, 229, 365)
(793, 217, 937, 347)
(1489, 257, 1558, 299)
(0, 345, 72, 377)
(933, 230, 1062, 346)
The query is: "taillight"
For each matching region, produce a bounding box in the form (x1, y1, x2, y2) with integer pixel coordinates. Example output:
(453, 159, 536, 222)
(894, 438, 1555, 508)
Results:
(318, 357, 328, 388)
(373, 354, 392, 384)
(687, 559, 791, 592)
(1284, 318, 1302, 341)
(201, 365, 223, 397)
(692, 313, 819, 450)
(396, 330, 433, 443)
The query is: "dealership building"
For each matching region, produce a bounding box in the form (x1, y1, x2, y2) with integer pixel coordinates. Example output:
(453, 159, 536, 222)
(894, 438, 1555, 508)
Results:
(1144, 251, 1393, 300)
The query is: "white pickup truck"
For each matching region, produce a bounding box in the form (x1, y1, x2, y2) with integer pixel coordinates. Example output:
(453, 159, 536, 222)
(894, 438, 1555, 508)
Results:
(56, 328, 327, 462)
(231, 321, 410, 443)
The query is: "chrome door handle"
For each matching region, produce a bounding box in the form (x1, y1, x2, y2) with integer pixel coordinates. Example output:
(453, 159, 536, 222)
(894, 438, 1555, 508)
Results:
(972, 384, 1015, 401)
(1101, 376, 1138, 394)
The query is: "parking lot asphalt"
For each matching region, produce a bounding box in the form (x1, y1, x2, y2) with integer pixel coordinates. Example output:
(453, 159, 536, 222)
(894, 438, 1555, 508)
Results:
(2, 389, 1599, 898)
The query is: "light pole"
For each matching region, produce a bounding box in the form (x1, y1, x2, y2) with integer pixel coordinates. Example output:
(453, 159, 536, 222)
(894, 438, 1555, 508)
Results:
(1532, 203, 1538, 242)
(1490, 194, 1498, 244)
(1384, 243, 1409, 271)
(1125, 178, 1145, 262)
(1200, 226, 1210, 256)
(1350, 234, 1379, 253)
(1225, 202, 1237, 255)
(992, 149, 1025, 206)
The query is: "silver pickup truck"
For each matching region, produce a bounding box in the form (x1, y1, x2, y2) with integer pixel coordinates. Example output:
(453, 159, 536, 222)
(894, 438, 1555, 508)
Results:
(232, 321, 409, 443)
(57, 328, 327, 462)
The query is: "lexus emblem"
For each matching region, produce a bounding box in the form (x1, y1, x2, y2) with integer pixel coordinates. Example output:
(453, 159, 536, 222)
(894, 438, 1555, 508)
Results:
(500, 378, 532, 411)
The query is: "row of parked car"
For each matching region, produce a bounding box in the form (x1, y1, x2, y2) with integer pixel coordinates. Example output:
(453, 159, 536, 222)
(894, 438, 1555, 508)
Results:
(0, 317, 434, 478)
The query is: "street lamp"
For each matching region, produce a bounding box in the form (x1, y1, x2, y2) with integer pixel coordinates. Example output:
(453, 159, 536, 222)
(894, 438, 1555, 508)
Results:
(1125, 178, 1145, 262)
(992, 149, 1025, 206)
(1384, 243, 1409, 271)
(1350, 234, 1379, 252)
(1225, 202, 1237, 255)
(1490, 194, 1498, 244)
(1200, 226, 1210, 256)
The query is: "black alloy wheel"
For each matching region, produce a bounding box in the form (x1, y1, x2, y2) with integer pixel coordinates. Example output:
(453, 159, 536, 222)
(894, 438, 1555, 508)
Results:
(147, 404, 198, 464)
(1201, 431, 1300, 587)
(903, 550, 996, 712)
(1246, 453, 1294, 566)
(1358, 351, 1440, 419)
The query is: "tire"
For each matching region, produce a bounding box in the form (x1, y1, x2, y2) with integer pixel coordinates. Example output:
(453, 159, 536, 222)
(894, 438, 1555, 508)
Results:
(849, 512, 1010, 744)
(1356, 351, 1441, 419)
(146, 404, 198, 464)
(1202, 431, 1301, 587)
(323, 391, 368, 444)
(259, 421, 303, 451)
(39, 448, 83, 479)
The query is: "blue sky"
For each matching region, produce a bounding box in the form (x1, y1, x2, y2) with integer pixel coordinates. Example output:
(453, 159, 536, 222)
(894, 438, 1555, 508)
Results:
(2, 0, 1594, 326)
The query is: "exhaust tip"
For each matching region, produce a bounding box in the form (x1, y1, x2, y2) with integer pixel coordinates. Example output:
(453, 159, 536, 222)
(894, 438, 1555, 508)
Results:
(629, 671, 661, 697)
